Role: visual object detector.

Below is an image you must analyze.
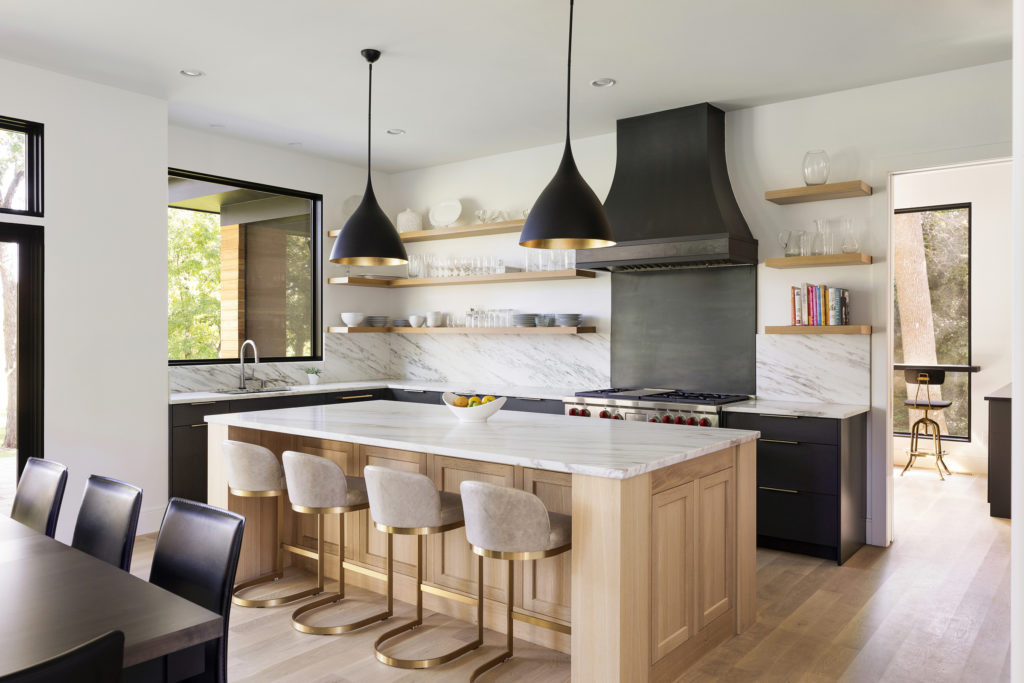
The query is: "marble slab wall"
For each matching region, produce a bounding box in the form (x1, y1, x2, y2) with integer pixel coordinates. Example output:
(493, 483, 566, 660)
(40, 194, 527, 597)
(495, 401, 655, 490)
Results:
(755, 334, 870, 405)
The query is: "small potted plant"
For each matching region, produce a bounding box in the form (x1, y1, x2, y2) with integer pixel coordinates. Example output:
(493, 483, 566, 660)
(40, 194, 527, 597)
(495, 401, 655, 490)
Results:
(303, 367, 322, 385)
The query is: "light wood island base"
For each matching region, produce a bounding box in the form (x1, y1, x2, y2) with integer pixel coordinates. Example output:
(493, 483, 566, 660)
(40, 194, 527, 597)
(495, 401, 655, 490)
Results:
(207, 423, 756, 681)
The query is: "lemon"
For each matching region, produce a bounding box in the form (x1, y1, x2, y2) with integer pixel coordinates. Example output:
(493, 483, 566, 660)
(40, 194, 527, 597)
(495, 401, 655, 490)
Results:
(482, 396, 496, 404)
(468, 397, 482, 407)
(453, 396, 469, 408)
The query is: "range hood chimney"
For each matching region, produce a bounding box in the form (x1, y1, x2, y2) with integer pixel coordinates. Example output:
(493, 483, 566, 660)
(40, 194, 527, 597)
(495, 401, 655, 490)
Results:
(577, 103, 757, 271)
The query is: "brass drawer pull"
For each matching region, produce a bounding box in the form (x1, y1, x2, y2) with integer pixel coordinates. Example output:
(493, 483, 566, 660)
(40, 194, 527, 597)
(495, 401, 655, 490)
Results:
(759, 486, 799, 494)
(190, 423, 207, 428)
(759, 438, 799, 445)
(340, 394, 374, 400)
(190, 401, 217, 406)
(403, 389, 426, 393)
(516, 397, 543, 401)
(758, 413, 798, 419)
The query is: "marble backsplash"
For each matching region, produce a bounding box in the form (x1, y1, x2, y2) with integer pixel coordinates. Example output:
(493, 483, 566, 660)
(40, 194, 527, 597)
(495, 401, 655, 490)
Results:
(755, 334, 870, 405)
(169, 331, 611, 393)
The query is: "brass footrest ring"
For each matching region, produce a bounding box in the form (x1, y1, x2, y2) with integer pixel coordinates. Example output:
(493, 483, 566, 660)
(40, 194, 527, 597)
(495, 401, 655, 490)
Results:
(469, 650, 513, 683)
(373, 618, 483, 669)
(231, 572, 319, 608)
(291, 593, 391, 635)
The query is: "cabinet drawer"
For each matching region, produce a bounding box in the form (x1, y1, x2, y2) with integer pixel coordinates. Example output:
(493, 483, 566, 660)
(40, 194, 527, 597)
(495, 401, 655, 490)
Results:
(317, 390, 384, 404)
(387, 388, 443, 404)
(757, 441, 838, 495)
(504, 397, 564, 414)
(726, 412, 838, 445)
(757, 488, 837, 546)
(170, 401, 233, 427)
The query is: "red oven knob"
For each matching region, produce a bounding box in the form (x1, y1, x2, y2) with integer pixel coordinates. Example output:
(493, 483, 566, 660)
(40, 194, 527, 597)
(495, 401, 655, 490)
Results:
(699, 417, 711, 427)
(599, 410, 611, 419)
(662, 415, 674, 424)
(612, 414, 624, 420)
(686, 417, 698, 426)
(568, 407, 579, 416)
(675, 416, 685, 425)
(580, 408, 591, 417)
(648, 417, 658, 423)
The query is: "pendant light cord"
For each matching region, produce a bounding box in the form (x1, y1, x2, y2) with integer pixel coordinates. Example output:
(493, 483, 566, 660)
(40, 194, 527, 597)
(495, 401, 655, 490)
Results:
(566, 0, 574, 141)
(367, 61, 373, 181)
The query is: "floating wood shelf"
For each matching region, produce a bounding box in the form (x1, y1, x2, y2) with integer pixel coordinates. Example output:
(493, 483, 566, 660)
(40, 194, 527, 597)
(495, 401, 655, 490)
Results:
(327, 269, 596, 288)
(327, 219, 525, 242)
(765, 253, 872, 268)
(327, 326, 596, 335)
(765, 325, 872, 335)
(765, 180, 872, 205)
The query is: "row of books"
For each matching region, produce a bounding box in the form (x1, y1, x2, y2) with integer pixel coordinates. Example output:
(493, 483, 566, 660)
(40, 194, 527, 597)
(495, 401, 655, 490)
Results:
(790, 284, 850, 326)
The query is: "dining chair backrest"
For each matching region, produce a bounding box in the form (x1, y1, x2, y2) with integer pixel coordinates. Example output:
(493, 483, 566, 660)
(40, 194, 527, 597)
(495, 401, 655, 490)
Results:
(72, 475, 143, 571)
(149, 498, 244, 683)
(0, 629, 124, 683)
(11, 457, 68, 538)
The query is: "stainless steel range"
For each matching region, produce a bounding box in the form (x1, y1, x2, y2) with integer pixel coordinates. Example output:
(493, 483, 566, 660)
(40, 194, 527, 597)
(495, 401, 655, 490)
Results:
(563, 388, 749, 427)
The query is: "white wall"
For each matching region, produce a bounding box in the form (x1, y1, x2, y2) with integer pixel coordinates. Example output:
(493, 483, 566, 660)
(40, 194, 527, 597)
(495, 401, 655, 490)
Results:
(891, 160, 1012, 474)
(0, 57, 169, 536)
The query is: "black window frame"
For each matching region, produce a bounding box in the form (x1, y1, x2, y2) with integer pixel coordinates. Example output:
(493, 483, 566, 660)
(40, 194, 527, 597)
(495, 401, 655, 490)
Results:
(0, 116, 44, 218)
(167, 168, 323, 366)
(892, 202, 972, 442)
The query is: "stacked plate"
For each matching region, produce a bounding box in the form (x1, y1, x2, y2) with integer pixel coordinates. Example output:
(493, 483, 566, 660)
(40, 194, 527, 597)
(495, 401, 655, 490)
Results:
(366, 315, 390, 328)
(512, 313, 537, 327)
(536, 315, 555, 327)
(392, 319, 410, 327)
(556, 313, 582, 327)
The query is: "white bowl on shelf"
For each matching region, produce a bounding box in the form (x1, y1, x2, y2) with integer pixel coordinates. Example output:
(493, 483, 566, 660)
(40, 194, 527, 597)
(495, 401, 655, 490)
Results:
(442, 392, 507, 423)
(341, 312, 365, 327)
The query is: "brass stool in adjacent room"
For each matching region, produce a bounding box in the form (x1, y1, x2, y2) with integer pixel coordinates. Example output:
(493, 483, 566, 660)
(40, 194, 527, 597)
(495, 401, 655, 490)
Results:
(459, 480, 572, 682)
(282, 450, 391, 634)
(363, 465, 484, 669)
(902, 369, 954, 480)
(223, 440, 319, 607)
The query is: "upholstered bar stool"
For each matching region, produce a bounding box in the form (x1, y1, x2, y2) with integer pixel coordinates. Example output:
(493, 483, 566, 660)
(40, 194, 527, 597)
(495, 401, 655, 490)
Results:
(901, 370, 954, 480)
(460, 480, 572, 682)
(223, 440, 318, 607)
(363, 465, 483, 669)
(281, 450, 391, 635)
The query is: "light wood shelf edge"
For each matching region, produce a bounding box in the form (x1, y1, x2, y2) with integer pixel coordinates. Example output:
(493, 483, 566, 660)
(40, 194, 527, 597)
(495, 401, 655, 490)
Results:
(326, 219, 525, 241)
(327, 269, 596, 287)
(764, 325, 872, 335)
(764, 180, 872, 205)
(327, 326, 597, 335)
(764, 253, 872, 268)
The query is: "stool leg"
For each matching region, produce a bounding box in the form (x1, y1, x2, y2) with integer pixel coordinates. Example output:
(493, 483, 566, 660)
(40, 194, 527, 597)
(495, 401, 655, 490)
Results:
(470, 558, 515, 682)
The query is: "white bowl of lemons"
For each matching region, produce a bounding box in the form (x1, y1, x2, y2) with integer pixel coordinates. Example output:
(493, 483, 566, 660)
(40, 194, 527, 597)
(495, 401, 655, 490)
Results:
(442, 392, 506, 423)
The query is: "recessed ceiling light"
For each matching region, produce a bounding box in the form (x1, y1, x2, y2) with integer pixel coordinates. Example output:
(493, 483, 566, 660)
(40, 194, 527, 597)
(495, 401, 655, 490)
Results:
(386, 128, 406, 135)
(591, 77, 616, 88)
(209, 123, 225, 128)
(287, 141, 302, 147)
(179, 69, 205, 77)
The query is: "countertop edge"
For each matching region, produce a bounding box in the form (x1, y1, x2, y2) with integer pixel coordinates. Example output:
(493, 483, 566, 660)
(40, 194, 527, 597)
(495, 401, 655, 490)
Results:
(723, 398, 870, 419)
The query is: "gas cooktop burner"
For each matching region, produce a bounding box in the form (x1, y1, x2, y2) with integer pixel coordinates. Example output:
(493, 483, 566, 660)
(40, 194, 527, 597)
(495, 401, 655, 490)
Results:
(574, 388, 749, 406)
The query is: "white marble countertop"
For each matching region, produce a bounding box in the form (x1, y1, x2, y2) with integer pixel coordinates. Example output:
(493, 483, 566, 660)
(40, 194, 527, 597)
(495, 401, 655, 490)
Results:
(171, 379, 581, 405)
(206, 400, 760, 479)
(724, 398, 869, 419)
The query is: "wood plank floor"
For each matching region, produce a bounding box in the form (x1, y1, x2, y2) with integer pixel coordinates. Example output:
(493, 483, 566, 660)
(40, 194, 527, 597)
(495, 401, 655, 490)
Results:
(131, 468, 1009, 681)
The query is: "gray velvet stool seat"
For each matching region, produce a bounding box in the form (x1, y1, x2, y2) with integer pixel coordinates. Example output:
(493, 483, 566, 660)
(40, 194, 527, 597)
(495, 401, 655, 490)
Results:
(281, 450, 390, 635)
(460, 480, 572, 682)
(223, 440, 320, 608)
(364, 465, 484, 669)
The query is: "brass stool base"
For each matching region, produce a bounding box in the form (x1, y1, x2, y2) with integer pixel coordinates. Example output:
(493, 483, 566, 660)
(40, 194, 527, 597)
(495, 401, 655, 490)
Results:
(902, 415, 952, 480)
(232, 572, 320, 608)
(292, 592, 390, 635)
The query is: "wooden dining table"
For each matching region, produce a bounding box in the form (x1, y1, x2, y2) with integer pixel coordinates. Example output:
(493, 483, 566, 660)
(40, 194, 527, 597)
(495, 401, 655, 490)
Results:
(0, 515, 222, 679)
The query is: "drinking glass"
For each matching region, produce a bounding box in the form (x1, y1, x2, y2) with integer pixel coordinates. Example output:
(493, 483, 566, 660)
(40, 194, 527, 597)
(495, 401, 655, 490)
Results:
(811, 219, 826, 256)
(840, 218, 859, 253)
(803, 150, 830, 186)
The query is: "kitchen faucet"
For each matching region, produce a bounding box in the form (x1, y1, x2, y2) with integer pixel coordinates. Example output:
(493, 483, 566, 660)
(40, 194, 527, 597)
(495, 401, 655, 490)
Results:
(239, 339, 259, 390)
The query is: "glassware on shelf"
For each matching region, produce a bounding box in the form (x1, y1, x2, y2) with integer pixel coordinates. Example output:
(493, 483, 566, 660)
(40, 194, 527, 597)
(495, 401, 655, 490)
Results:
(803, 150, 830, 186)
(839, 218, 859, 253)
(811, 218, 826, 256)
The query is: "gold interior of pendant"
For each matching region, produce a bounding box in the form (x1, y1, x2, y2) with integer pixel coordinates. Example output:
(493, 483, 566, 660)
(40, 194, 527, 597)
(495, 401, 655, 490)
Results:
(519, 238, 616, 250)
(330, 256, 408, 266)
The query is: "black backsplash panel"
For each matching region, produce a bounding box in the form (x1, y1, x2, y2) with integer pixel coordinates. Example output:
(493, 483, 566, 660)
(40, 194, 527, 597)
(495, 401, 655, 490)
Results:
(611, 267, 756, 394)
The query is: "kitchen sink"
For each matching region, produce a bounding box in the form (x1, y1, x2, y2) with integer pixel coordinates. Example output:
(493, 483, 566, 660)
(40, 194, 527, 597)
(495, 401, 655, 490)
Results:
(211, 384, 294, 395)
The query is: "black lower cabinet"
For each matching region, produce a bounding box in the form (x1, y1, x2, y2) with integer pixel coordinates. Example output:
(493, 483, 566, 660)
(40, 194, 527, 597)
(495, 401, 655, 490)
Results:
(386, 388, 443, 404)
(725, 410, 867, 565)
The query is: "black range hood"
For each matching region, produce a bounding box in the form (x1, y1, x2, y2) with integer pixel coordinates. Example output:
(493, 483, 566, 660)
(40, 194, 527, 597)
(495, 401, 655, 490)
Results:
(577, 103, 757, 271)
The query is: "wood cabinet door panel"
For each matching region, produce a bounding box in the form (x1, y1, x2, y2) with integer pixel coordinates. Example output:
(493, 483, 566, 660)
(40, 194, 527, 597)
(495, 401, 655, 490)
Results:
(698, 467, 735, 628)
(651, 480, 696, 662)
(521, 469, 572, 622)
(359, 446, 427, 576)
(428, 456, 514, 602)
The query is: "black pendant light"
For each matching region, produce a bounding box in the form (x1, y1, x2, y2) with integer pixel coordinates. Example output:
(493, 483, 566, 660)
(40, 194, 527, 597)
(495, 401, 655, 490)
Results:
(330, 49, 408, 266)
(519, 0, 615, 250)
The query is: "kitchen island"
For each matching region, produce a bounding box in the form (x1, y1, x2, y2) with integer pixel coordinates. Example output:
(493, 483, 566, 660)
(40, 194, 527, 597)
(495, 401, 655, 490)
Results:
(206, 400, 759, 682)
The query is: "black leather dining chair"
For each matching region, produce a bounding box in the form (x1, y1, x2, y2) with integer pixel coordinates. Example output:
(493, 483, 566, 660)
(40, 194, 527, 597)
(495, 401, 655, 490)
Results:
(10, 457, 68, 538)
(0, 629, 124, 683)
(72, 475, 143, 571)
(149, 498, 244, 683)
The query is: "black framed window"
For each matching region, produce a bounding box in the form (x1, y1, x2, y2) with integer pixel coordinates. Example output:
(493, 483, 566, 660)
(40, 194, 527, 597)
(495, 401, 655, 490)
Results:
(167, 169, 322, 364)
(892, 203, 971, 440)
(0, 116, 44, 217)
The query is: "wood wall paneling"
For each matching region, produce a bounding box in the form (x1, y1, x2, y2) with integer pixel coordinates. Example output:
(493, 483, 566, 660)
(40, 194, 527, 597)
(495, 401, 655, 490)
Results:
(219, 224, 244, 358)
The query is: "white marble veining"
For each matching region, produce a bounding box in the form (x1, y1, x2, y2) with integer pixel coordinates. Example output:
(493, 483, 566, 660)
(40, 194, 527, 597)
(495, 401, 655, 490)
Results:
(206, 400, 758, 479)
(724, 398, 869, 419)
(390, 332, 610, 388)
(756, 334, 870, 405)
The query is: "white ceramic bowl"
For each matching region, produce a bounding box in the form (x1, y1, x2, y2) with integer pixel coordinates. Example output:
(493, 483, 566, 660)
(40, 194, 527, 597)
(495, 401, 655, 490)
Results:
(409, 315, 426, 328)
(442, 392, 506, 423)
(341, 312, 365, 327)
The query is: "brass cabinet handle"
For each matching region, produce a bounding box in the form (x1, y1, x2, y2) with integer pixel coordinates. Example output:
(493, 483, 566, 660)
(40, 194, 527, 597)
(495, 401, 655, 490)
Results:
(190, 401, 217, 406)
(759, 438, 799, 445)
(402, 389, 426, 393)
(516, 397, 543, 401)
(340, 394, 374, 400)
(759, 486, 799, 494)
(758, 413, 798, 419)
(190, 423, 208, 428)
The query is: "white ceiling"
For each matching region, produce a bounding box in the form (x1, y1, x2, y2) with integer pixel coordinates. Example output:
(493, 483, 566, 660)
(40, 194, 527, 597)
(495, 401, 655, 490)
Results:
(0, 0, 1011, 173)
